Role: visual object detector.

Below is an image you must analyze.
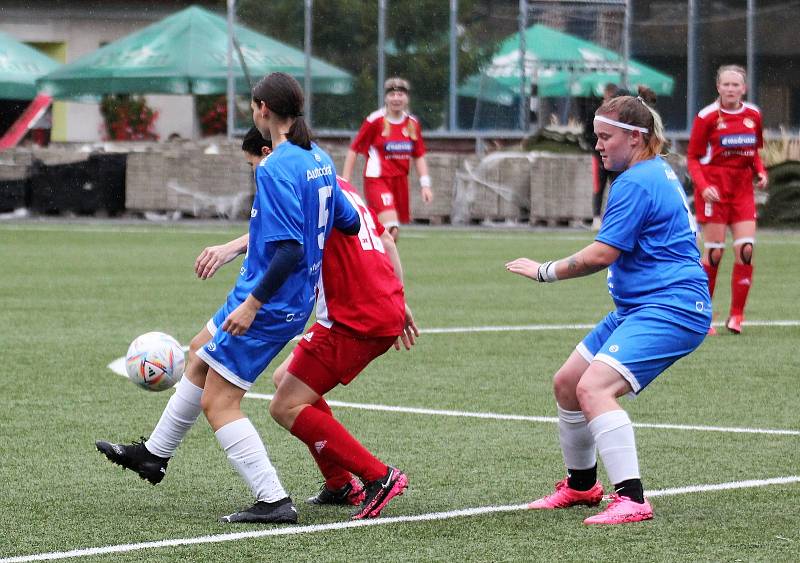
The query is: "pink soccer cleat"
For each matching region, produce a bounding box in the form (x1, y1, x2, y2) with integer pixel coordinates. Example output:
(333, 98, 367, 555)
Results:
(726, 315, 743, 334)
(528, 478, 604, 509)
(583, 494, 654, 525)
(707, 325, 717, 336)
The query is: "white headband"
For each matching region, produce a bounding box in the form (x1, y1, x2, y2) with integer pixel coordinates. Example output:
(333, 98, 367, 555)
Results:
(594, 115, 649, 133)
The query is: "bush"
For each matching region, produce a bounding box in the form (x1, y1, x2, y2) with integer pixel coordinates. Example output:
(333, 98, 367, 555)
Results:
(760, 160, 800, 227)
(196, 95, 228, 137)
(100, 95, 159, 141)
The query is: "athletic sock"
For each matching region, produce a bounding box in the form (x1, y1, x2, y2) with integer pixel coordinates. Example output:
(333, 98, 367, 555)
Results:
(290, 404, 387, 483)
(557, 405, 597, 486)
(614, 478, 645, 504)
(588, 410, 641, 494)
(215, 417, 287, 503)
(567, 465, 598, 491)
(307, 398, 352, 490)
(703, 262, 719, 298)
(145, 376, 203, 458)
(730, 263, 753, 317)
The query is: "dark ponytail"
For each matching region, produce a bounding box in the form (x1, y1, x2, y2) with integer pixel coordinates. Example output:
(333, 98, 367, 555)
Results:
(252, 72, 313, 150)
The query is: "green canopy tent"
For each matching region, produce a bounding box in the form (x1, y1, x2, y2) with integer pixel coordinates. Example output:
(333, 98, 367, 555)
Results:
(36, 5, 353, 98)
(459, 24, 673, 106)
(0, 32, 61, 100)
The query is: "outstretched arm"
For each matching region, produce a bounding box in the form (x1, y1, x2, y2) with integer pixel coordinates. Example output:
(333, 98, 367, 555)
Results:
(195, 234, 249, 280)
(342, 149, 358, 182)
(506, 241, 620, 283)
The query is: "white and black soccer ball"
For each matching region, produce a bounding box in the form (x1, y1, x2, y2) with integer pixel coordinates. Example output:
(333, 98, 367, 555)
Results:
(125, 332, 185, 392)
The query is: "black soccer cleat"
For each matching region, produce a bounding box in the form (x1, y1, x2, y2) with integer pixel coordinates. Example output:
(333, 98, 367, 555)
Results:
(220, 497, 298, 524)
(95, 438, 169, 485)
(306, 478, 365, 506)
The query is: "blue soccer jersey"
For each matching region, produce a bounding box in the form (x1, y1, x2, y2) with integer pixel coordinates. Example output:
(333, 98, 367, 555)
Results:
(596, 156, 712, 334)
(226, 141, 358, 341)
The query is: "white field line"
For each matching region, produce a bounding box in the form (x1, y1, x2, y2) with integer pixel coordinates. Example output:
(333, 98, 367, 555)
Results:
(3, 475, 799, 563)
(107, 320, 800, 437)
(4, 223, 800, 244)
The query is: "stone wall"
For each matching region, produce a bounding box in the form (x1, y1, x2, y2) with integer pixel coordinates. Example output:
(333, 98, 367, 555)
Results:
(1, 141, 600, 225)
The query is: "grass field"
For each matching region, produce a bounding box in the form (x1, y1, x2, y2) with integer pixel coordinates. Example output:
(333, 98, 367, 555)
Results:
(1, 221, 799, 562)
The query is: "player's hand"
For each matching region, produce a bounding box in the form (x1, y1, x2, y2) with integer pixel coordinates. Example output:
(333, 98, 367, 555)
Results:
(195, 242, 239, 280)
(395, 304, 420, 350)
(701, 186, 721, 203)
(421, 186, 433, 204)
(755, 172, 768, 190)
(222, 297, 260, 336)
(505, 257, 541, 281)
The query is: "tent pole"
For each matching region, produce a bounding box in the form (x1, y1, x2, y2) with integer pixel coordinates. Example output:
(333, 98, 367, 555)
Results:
(304, 0, 313, 125)
(377, 0, 386, 107)
(518, 0, 528, 131)
(449, 0, 458, 131)
(226, 0, 236, 140)
(746, 0, 756, 105)
(622, 0, 630, 90)
(686, 0, 698, 132)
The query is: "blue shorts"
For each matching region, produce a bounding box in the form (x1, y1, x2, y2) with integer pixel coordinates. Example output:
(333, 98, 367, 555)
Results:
(576, 309, 706, 394)
(194, 305, 290, 391)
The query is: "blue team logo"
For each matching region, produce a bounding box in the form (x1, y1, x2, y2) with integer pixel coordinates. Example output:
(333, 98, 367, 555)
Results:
(720, 134, 756, 148)
(251, 208, 257, 218)
(384, 140, 413, 153)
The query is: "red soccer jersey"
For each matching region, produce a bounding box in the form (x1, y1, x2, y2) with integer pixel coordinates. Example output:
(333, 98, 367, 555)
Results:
(316, 179, 406, 337)
(350, 108, 426, 178)
(687, 101, 766, 191)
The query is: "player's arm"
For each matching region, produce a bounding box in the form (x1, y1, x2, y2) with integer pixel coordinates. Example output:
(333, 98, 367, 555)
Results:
(379, 228, 419, 350)
(195, 233, 249, 280)
(506, 241, 620, 283)
(686, 116, 719, 201)
(413, 156, 433, 203)
(753, 118, 768, 190)
(332, 181, 361, 235)
(222, 239, 304, 336)
(342, 149, 358, 183)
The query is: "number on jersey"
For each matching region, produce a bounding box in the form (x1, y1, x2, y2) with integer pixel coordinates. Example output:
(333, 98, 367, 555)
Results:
(342, 191, 385, 253)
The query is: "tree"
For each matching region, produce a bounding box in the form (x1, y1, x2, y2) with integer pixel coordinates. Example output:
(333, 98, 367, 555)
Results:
(234, 0, 492, 130)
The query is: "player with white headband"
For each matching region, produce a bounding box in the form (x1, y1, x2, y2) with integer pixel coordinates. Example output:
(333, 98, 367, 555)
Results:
(506, 89, 711, 525)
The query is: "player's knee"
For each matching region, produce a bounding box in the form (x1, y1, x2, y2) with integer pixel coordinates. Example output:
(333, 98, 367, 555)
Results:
(574, 377, 603, 412)
(272, 365, 286, 389)
(268, 397, 289, 427)
(189, 332, 208, 355)
(706, 247, 724, 267)
(737, 242, 753, 265)
(552, 370, 577, 404)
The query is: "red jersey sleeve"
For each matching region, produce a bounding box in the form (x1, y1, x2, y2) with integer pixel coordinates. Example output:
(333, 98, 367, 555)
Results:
(686, 114, 713, 190)
(412, 119, 426, 158)
(753, 114, 766, 174)
(350, 119, 375, 156)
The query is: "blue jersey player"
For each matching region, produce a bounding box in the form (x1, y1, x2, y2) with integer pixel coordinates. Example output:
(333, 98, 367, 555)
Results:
(506, 90, 711, 525)
(96, 74, 359, 525)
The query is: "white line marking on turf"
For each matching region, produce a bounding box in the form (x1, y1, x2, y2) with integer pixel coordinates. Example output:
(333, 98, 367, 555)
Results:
(243, 393, 800, 437)
(107, 320, 800, 437)
(3, 476, 799, 563)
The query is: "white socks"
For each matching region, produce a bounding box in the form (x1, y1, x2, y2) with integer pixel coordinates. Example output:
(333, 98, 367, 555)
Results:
(145, 376, 204, 458)
(215, 417, 287, 503)
(587, 409, 640, 484)
(557, 405, 597, 470)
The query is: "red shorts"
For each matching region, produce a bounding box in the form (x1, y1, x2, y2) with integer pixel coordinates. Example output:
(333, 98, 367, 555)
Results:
(364, 176, 410, 224)
(288, 323, 397, 395)
(694, 165, 757, 224)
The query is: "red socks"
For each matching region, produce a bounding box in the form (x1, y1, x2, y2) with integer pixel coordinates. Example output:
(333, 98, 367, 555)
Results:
(703, 262, 719, 298)
(291, 401, 387, 485)
(302, 398, 351, 490)
(730, 263, 753, 317)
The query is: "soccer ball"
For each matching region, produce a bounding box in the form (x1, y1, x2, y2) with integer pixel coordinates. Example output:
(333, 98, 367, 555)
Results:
(125, 332, 185, 392)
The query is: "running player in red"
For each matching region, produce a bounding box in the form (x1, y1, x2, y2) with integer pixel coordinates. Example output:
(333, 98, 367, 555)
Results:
(687, 64, 768, 335)
(269, 177, 418, 520)
(342, 76, 433, 242)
